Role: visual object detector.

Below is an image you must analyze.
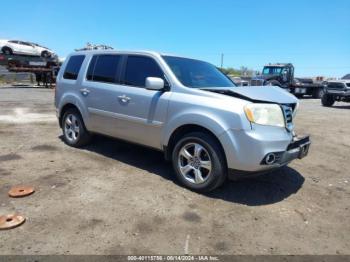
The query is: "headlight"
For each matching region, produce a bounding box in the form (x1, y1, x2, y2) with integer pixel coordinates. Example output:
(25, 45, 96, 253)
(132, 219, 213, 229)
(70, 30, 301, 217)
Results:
(244, 103, 285, 127)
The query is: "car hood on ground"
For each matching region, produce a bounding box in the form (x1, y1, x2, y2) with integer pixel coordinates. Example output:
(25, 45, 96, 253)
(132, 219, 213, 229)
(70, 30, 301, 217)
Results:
(200, 86, 298, 104)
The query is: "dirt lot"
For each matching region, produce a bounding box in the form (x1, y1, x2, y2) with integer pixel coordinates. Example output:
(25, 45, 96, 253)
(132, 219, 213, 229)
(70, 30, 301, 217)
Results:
(0, 87, 349, 255)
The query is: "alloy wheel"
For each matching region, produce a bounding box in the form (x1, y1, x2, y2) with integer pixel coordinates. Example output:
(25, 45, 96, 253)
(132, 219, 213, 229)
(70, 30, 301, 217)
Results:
(178, 142, 212, 184)
(64, 114, 80, 143)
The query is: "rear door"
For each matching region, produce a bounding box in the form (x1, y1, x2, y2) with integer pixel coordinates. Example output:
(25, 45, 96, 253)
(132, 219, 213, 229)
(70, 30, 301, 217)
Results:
(79, 54, 125, 137)
(8, 41, 23, 54)
(18, 41, 36, 55)
(114, 55, 171, 149)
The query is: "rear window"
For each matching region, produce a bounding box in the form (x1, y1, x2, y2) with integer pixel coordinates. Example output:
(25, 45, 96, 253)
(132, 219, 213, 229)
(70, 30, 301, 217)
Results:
(87, 54, 121, 83)
(63, 55, 85, 80)
(124, 56, 164, 87)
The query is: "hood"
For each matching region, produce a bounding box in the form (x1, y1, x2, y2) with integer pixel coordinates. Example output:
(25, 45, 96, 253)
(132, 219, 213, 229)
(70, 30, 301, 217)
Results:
(329, 79, 350, 84)
(200, 86, 298, 104)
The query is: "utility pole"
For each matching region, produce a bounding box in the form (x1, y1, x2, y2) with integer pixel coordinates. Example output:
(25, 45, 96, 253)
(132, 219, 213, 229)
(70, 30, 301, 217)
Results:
(221, 53, 224, 68)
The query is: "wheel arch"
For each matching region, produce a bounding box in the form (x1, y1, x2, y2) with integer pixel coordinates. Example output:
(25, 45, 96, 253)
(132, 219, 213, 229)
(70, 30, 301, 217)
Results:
(59, 103, 80, 127)
(57, 91, 89, 125)
(1, 46, 13, 53)
(58, 96, 88, 128)
(163, 124, 227, 167)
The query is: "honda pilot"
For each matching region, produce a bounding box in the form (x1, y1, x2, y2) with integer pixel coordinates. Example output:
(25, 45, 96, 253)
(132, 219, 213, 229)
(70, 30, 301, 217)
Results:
(55, 50, 311, 192)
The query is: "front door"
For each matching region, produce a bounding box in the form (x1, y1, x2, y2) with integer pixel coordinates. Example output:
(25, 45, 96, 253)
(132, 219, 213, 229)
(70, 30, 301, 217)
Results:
(114, 55, 171, 149)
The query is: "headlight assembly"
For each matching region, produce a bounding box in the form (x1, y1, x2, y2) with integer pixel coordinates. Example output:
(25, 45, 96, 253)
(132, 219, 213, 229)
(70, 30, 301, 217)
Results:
(244, 103, 285, 127)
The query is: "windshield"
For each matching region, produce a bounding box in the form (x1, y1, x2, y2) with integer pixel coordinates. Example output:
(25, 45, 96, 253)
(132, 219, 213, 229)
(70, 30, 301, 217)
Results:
(162, 56, 235, 88)
(262, 67, 283, 75)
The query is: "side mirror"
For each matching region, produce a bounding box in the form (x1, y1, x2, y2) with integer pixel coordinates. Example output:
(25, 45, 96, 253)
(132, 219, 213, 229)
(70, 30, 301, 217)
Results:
(145, 77, 165, 91)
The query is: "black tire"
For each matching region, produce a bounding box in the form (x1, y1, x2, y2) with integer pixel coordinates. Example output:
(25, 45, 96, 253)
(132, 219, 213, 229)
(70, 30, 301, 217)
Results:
(321, 94, 335, 107)
(172, 132, 227, 192)
(41, 51, 50, 58)
(265, 80, 281, 87)
(295, 94, 303, 99)
(2, 47, 12, 55)
(61, 108, 92, 147)
(312, 88, 324, 99)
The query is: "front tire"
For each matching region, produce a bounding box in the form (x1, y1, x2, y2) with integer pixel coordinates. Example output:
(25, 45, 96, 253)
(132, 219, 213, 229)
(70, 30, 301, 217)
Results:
(172, 132, 227, 192)
(41, 51, 50, 58)
(62, 109, 92, 147)
(321, 94, 335, 107)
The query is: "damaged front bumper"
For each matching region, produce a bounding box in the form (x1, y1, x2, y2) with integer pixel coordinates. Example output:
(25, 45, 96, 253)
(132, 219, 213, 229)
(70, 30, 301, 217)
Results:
(227, 135, 311, 180)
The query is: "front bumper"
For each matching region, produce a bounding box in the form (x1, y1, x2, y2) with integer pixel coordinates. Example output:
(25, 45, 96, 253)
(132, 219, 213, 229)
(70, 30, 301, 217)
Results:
(219, 126, 311, 178)
(227, 135, 311, 180)
(260, 135, 311, 165)
(326, 89, 350, 97)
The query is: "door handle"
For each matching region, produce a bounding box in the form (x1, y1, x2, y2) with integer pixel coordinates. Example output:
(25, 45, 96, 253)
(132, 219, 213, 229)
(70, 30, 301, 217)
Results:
(118, 95, 131, 103)
(80, 88, 90, 96)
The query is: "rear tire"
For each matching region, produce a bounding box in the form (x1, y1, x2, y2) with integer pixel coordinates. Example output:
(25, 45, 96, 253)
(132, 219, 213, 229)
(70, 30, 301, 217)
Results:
(2, 47, 12, 55)
(321, 94, 335, 107)
(61, 109, 92, 147)
(172, 132, 227, 192)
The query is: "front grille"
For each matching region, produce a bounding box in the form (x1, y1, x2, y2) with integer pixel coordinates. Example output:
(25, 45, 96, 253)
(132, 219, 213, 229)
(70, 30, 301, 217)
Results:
(328, 83, 346, 90)
(250, 79, 264, 86)
(282, 105, 294, 131)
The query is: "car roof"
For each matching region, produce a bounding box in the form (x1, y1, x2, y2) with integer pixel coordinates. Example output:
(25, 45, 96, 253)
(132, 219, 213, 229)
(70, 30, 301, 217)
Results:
(264, 63, 292, 67)
(71, 50, 162, 56)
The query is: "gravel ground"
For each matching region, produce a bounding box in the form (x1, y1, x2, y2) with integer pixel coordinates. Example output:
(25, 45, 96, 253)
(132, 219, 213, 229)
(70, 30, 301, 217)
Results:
(0, 87, 349, 255)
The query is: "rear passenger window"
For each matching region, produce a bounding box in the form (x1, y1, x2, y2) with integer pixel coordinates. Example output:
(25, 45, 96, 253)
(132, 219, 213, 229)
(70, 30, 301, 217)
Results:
(124, 56, 164, 87)
(63, 55, 85, 80)
(87, 55, 121, 84)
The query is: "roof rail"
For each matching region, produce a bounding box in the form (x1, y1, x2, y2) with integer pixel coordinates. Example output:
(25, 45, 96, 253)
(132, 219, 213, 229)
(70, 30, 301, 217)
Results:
(75, 42, 114, 51)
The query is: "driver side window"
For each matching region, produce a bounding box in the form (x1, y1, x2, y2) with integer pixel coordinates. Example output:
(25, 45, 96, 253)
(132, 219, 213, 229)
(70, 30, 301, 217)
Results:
(124, 56, 167, 88)
(263, 68, 270, 75)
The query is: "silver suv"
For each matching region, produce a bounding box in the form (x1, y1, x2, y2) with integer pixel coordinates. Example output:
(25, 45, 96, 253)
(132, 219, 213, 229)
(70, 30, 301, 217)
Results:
(55, 50, 310, 192)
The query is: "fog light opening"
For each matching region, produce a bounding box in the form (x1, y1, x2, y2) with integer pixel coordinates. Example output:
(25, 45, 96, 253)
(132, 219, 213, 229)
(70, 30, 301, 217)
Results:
(265, 153, 276, 165)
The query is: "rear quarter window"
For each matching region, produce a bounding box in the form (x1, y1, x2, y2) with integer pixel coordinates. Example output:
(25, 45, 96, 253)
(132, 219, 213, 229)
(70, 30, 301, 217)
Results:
(63, 55, 85, 80)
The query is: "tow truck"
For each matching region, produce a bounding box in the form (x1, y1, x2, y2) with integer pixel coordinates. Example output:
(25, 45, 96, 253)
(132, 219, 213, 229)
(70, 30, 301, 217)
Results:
(0, 53, 60, 88)
(251, 63, 325, 98)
